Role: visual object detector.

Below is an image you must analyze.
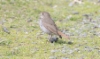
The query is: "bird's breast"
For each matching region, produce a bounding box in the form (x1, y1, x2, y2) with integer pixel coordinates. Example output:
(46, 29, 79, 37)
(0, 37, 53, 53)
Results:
(39, 19, 51, 34)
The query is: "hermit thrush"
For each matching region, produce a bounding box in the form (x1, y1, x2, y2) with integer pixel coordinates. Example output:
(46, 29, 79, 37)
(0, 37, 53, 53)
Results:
(39, 11, 69, 42)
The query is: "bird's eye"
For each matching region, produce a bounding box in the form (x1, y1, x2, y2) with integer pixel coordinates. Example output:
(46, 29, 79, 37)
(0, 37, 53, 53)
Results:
(42, 13, 44, 15)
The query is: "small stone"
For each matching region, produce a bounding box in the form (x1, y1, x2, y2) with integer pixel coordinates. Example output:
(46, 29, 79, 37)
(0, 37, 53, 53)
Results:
(98, 0, 100, 2)
(83, 14, 89, 18)
(27, 18, 32, 22)
(68, 41, 73, 44)
(61, 57, 69, 59)
(98, 50, 100, 53)
(2, 26, 10, 34)
(61, 49, 67, 53)
(72, 11, 79, 15)
(98, 25, 100, 28)
(67, 15, 72, 20)
(53, 5, 57, 8)
(84, 46, 92, 52)
(49, 56, 57, 59)
(69, 2, 74, 7)
(51, 50, 58, 53)
(25, 32, 28, 34)
(68, 50, 74, 54)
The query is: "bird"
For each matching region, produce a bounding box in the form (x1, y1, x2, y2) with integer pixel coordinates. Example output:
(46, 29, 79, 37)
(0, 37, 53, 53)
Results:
(38, 11, 69, 42)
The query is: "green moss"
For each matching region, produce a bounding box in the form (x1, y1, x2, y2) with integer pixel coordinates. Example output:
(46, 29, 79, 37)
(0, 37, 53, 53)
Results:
(0, 0, 100, 59)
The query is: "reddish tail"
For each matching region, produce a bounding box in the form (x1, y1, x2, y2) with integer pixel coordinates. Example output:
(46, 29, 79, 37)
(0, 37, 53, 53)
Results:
(58, 31, 69, 39)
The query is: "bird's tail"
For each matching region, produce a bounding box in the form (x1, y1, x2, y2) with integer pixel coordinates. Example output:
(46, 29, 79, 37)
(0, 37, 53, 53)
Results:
(58, 31, 69, 39)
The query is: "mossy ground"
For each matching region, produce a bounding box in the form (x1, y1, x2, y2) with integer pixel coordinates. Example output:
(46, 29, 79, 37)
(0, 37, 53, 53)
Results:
(0, 0, 100, 59)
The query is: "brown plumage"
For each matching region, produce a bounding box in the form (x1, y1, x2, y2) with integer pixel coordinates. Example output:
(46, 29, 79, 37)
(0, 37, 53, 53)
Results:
(39, 11, 69, 40)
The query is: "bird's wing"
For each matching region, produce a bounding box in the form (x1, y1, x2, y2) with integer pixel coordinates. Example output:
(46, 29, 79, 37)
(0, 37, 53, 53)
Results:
(42, 19, 58, 35)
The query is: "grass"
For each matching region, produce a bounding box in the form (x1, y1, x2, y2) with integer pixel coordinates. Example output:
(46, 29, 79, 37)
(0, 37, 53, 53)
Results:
(0, 0, 100, 59)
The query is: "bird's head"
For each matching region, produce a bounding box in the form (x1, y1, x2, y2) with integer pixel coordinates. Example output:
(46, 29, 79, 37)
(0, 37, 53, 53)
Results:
(39, 11, 51, 19)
